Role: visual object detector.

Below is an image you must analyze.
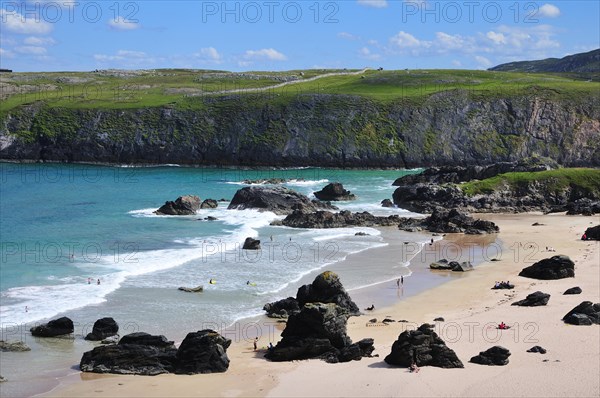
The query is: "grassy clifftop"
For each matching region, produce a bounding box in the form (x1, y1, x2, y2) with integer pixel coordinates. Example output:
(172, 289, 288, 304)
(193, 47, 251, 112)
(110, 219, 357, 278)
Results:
(460, 168, 600, 196)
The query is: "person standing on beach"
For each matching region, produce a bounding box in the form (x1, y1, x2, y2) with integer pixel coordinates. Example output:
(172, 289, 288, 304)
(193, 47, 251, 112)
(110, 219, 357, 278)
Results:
(253, 337, 259, 351)
(397, 278, 400, 288)
(401, 276, 404, 285)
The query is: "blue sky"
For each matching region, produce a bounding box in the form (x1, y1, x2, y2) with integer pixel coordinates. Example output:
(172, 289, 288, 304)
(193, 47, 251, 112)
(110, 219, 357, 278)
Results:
(1, 0, 599, 72)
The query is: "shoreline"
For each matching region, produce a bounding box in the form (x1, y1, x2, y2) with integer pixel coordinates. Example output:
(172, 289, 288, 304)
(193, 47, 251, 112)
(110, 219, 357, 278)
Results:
(40, 212, 600, 397)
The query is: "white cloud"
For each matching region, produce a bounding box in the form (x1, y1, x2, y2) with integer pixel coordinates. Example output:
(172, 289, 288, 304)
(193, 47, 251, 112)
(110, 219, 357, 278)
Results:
(357, 0, 388, 8)
(338, 32, 360, 41)
(390, 31, 428, 48)
(452, 60, 462, 67)
(0, 10, 53, 34)
(435, 32, 468, 51)
(538, 4, 561, 18)
(24, 36, 56, 46)
(486, 31, 506, 45)
(195, 47, 222, 63)
(244, 48, 287, 61)
(359, 47, 381, 61)
(15, 46, 47, 55)
(94, 50, 149, 62)
(474, 55, 492, 68)
(108, 16, 140, 30)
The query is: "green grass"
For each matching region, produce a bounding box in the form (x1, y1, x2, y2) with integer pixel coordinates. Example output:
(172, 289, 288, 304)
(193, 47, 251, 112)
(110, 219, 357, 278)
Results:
(460, 168, 600, 196)
(2, 68, 598, 117)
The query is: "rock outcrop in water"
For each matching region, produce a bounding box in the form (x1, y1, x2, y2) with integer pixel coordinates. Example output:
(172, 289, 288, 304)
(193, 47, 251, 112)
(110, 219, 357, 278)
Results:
(200, 199, 218, 209)
(314, 183, 356, 201)
(85, 317, 119, 341)
(242, 237, 261, 250)
(518, 255, 575, 280)
(277, 210, 402, 229)
(228, 186, 337, 215)
(384, 323, 463, 368)
(154, 195, 201, 215)
(0, 340, 31, 352)
(30, 317, 74, 337)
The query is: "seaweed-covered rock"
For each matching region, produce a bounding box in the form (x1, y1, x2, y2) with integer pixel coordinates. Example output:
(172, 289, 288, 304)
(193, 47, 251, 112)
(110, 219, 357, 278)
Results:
(518, 255, 575, 280)
(85, 317, 119, 341)
(175, 330, 231, 374)
(384, 323, 463, 368)
(470, 346, 511, 366)
(30, 317, 74, 337)
(0, 340, 31, 352)
(279, 210, 402, 229)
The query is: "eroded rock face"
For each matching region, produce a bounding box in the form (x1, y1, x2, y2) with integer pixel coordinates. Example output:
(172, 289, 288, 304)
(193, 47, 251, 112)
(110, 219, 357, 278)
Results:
(30, 317, 74, 337)
(518, 255, 575, 280)
(470, 346, 511, 366)
(175, 330, 231, 374)
(85, 317, 119, 341)
(155, 195, 201, 215)
(384, 323, 464, 368)
(228, 186, 337, 215)
(511, 291, 550, 307)
(563, 301, 600, 325)
(314, 183, 356, 201)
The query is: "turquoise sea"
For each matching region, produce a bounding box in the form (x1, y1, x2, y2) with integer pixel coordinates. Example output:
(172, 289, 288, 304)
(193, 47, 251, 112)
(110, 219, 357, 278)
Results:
(0, 164, 424, 331)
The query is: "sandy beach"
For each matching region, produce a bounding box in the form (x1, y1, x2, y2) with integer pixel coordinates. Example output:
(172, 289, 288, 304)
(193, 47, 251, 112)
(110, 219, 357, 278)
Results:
(42, 213, 600, 398)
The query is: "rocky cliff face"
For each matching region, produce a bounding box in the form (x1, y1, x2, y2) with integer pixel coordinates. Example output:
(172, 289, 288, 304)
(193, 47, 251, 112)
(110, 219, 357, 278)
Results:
(1, 93, 599, 167)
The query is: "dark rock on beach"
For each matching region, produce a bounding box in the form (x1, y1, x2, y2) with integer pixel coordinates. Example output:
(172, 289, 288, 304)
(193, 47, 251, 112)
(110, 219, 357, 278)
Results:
(30, 317, 74, 337)
(80, 332, 178, 375)
(384, 323, 464, 368)
(296, 272, 360, 316)
(178, 286, 204, 293)
(583, 225, 600, 240)
(228, 186, 337, 215)
(314, 183, 356, 201)
(518, 255, 575, 280)
(527, 346, 547, 354)
(511, 291, 550, 307)
(200, 199, 218, 209)
(564, 286, 582, 295)
(566, 199, 600, 216)
(279, 210, 402, 229)
(470, 346, 511, 366)
(175, 330, 231, 374)
(563, 301, 600, 325)
(0, 375, 6, 383)
(85, 317, 119, 341)
(242, 237, 261, 250)
(155, 195, 201, 215)
(397, 208, 499, 234)
(265, 302, 372, 363)
(0, 340, 31, 352)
